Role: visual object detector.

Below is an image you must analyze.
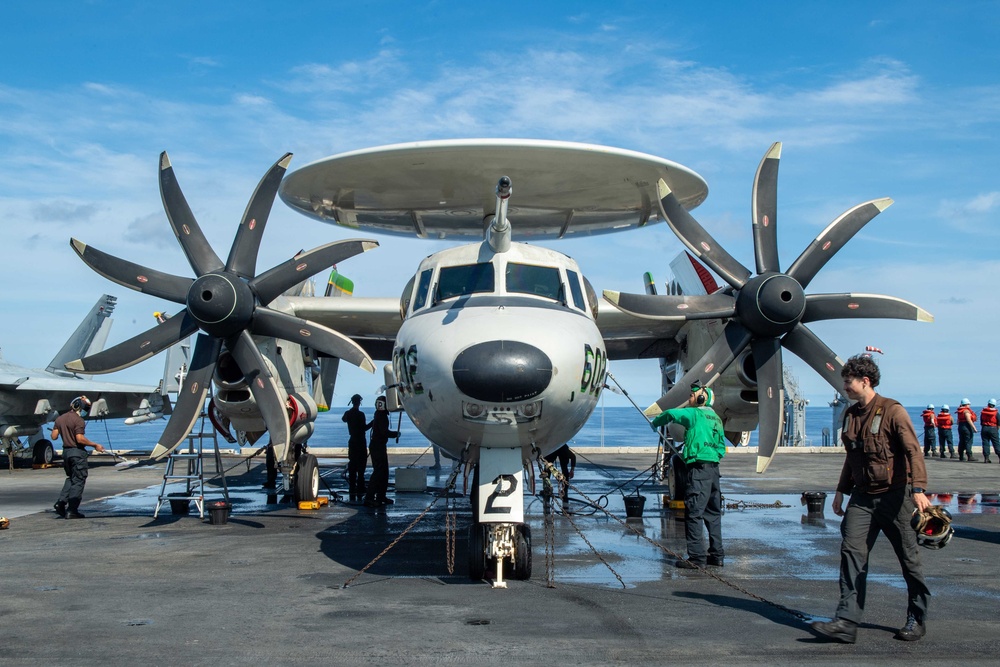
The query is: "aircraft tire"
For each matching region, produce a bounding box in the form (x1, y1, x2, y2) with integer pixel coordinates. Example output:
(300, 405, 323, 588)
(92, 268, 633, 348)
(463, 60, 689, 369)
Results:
(32, 440, 54, 465)
(508, 523, 532, 580)
(468, 523, 488, 581)
(294, 453, 320, 503)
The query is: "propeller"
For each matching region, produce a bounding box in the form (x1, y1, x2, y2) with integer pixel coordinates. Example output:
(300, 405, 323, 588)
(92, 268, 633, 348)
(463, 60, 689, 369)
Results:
(66, 152, 379, 462)
(605, 142, 933, 473)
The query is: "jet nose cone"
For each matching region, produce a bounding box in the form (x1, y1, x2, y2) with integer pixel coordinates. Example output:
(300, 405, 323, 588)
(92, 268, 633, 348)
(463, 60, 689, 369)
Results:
(453, 340, 553, 402)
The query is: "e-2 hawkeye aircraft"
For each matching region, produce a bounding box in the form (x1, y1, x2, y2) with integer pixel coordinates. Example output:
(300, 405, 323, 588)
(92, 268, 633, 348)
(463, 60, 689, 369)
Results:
(1, 294, 169, 467)
(65, 139, 930, 582)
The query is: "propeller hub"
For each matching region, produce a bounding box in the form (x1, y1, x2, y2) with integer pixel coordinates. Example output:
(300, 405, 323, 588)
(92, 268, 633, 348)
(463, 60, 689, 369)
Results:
(735, 273, 805, 337)
(187, 272, 255, 338)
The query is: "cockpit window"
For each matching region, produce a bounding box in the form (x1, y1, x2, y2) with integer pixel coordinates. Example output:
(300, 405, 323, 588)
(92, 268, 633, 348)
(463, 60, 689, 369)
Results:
(412, 269, 433, 311)
(506, 263, 562, 301)
(566, 269, 586, 311)
(399, 275, 415, 319)
(583, 275, 599, 315)
(437, 263, 495, 301)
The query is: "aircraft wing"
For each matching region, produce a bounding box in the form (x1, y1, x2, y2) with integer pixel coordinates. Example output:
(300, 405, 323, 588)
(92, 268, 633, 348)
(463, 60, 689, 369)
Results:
(282, 296, 403, 361)
(596, 300, 685, 360)
(281, 294, 684, 363)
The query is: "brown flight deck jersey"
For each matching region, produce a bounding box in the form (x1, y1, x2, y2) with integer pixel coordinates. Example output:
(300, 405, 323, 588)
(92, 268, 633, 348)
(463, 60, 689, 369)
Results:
(52, 411, 87, 450)
(837, 394, 928, 496)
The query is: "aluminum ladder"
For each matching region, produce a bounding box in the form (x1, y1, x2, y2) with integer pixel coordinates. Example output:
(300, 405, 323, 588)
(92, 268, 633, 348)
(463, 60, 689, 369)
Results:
(153, 395, 229, 518)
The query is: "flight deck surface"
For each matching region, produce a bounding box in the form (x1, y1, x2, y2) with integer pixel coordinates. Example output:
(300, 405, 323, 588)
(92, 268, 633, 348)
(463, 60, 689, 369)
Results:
(1, 451, 998, 665)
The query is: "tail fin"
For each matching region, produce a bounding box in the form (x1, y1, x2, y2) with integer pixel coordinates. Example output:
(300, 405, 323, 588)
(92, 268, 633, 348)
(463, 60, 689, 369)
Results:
(152, 312, 192, 396)
(311, 267, 351, 411)
(47, 295, 117, 376)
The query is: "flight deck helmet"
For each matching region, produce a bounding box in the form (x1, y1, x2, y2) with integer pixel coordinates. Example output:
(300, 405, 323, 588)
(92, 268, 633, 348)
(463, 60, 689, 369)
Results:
(911, 506, 954, 550)
(70, 395, 92, 416)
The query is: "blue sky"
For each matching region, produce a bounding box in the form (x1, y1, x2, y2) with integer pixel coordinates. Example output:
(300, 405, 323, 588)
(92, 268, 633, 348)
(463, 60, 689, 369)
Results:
(2, 1, 998, 411)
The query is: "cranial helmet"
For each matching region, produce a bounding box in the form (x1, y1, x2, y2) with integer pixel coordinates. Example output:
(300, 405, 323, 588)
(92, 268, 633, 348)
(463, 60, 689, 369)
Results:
(927, 404, 934, 410)
(942, 405, 950, 411)
(70, 396, 92, 413)
(961, 398, 971, 406)
(911, 506, 954, 550)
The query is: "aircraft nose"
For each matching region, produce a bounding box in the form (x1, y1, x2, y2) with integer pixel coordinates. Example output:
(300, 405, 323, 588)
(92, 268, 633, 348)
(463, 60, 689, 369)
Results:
(452, 340, 553, 402)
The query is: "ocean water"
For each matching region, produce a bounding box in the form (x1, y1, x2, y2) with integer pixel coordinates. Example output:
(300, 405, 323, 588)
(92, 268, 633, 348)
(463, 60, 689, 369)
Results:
(87, 402, 936, 455)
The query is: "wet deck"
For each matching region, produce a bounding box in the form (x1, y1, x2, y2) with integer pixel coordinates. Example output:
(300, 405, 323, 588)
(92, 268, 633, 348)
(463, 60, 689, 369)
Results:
(1, 451, 998, 665)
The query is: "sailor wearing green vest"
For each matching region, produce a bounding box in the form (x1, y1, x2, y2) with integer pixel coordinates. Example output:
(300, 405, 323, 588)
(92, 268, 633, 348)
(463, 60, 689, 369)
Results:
(649, 384, 727, 569)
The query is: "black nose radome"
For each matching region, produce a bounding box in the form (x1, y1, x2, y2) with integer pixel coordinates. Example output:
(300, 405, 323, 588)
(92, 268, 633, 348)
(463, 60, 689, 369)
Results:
(453, 340, 552, 403)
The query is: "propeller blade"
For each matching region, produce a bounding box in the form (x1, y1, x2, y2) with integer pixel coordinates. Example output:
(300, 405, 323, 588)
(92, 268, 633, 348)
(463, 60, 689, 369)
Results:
(643, 320, 753, 415)
(656, 178, 752, 290)
(786, 198, 892, 289)
(250, 239, 379, 306)
(159, 151, 224, 277)
(604, 290, 736, 321)
(228, 330, 291, 461)
(750, 337, 785, 474)
(69, 238, 192, 304)
(752, 142, 781, 275)
(251, 307, 376, 373)
(780, 323, 845, 395)
(802, 293, 934, 323)
(64, 310, 199, 374)
(148, 335, 220, 460)
(226, 153, 293, 279)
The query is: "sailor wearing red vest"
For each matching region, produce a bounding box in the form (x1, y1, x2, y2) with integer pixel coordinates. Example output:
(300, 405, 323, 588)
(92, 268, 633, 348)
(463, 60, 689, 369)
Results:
(920, 405, 937, 457)
(956, 399, 978, 462)
(980, 399, 999, 463)
(935, 406, 955, 459)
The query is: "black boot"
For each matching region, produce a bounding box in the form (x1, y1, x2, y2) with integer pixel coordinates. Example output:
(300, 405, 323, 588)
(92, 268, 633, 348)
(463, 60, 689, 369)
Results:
(66, 499, 86, 519)
(53, 501, 67, 518)
(811, 618, 857, 644)
(895, 614, 926, 641)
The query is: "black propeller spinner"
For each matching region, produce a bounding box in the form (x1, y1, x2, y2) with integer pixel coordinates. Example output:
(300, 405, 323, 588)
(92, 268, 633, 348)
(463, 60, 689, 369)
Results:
(605, 142, 932, 473)
(65, 152, 379, 462)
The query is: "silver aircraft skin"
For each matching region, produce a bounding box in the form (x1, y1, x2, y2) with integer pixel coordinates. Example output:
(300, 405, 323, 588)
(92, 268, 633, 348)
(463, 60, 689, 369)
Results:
(66, 139, 931, 583)
(1, 295, 167, 465)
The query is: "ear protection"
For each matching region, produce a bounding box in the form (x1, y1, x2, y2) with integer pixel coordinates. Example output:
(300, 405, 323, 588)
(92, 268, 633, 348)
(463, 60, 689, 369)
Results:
(696, 391, 707, 406)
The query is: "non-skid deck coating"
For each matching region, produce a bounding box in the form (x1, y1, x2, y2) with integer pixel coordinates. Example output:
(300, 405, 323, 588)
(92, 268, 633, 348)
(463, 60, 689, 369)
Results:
(2, 451, 999, 666)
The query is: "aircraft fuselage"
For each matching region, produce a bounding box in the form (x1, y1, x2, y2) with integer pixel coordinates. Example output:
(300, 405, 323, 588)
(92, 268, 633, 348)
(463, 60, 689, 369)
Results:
(390, 240, 606, 464)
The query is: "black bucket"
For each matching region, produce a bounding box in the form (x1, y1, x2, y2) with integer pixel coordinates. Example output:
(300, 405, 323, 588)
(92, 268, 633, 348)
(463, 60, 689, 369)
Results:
(624, 494, 646, 518)
(206, 500, 232, 525)
(801, 491, 827, 514)
(168, 493, 191, 515)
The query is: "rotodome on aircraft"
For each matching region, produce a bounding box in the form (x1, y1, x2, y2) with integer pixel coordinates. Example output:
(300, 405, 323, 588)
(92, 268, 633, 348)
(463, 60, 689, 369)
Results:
(64, 139, 931, 582)
(1, 294, 169, 467)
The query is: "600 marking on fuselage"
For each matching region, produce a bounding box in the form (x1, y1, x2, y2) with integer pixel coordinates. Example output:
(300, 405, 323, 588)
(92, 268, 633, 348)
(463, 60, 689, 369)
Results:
(580, 344, 606, 397)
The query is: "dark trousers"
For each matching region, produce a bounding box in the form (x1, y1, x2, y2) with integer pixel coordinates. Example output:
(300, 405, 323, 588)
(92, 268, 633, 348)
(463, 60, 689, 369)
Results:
(365, 444, 389, 503)
(937, 428, 954, 457)
(958, 424, 975, 460)
(347, 444, 368, 498)
(684, 462, 723, 563)
(58, 448, 89, 508)
(982, 426, 1000, 458)
(836, 487, 930, 624)
(922, 428, 937, 455)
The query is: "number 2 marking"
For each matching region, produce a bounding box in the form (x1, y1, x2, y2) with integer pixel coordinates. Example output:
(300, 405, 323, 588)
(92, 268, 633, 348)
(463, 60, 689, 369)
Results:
(484, 474, 518, 514)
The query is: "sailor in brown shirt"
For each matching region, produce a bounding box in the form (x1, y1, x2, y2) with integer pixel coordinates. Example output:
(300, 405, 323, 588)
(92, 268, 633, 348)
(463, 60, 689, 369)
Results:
(51, 396, 105, 519)
(812, 355, 931, 644)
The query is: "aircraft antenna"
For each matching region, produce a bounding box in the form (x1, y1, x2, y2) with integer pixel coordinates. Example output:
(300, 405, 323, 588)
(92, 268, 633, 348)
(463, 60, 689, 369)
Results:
(488, 176, 512, 253)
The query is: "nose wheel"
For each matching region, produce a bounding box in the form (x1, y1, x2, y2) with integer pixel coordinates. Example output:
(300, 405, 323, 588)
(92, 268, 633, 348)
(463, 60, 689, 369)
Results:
(468, 522, 532, 584)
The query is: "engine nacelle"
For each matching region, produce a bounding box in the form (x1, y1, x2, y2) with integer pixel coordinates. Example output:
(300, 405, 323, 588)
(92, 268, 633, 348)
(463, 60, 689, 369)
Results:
(212, 350, 287, 432)
(288, 392, 318, 444)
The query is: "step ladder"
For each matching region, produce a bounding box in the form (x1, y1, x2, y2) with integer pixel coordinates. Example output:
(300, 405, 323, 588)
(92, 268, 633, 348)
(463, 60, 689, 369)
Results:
(154, 394, 230, 518)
